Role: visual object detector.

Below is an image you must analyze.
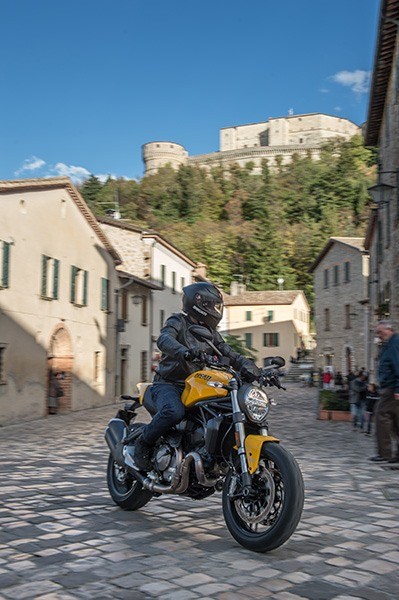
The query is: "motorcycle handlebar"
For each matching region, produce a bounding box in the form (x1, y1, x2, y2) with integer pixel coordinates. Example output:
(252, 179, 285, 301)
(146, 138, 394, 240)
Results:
(199, 353, 285, 389)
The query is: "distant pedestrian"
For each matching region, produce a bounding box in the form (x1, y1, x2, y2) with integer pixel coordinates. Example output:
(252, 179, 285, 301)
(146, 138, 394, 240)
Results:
(334, 371, 344, 390)
(351, 372, 367, 431)
(369, 321, 399, 463)
(364, 383, 380, 436)
(323, 369, 332, 390)
(48, 372, 64, 415)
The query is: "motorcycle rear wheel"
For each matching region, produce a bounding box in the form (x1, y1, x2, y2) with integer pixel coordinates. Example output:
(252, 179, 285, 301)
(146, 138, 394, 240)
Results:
(107, 453, 153, 511)
(222, 442, 304, 552)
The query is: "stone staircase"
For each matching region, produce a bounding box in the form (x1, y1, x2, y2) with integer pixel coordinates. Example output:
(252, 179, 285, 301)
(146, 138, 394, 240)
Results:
(284, 354, 315, 383)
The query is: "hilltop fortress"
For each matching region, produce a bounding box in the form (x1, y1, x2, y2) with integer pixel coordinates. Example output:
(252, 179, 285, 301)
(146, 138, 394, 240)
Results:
(142, 113, 360, 176)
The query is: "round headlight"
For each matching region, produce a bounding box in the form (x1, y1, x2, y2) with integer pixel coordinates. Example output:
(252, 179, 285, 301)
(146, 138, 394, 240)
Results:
(244, 387, 270, 423)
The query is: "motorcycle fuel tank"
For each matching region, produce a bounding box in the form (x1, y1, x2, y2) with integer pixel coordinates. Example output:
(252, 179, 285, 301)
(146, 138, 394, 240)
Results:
(181, 368, 232, 407)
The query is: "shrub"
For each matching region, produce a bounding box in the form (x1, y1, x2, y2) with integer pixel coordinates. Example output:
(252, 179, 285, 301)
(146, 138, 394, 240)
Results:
(320, 390, 350, 411)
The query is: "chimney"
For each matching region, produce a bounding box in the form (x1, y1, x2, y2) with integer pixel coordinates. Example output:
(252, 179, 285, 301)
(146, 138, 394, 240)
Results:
(230, 281, 246, 296)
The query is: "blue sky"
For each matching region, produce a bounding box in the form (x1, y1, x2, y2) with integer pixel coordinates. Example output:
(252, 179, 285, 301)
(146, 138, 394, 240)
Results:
(0, 0, 379, 183)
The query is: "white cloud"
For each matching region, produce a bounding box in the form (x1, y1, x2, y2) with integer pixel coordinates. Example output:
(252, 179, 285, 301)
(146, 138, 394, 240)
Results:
(15, 156, 46, 175)
(331, 70, 371, 94)
(334, 106, 342, 112)
(319, 88, 330, 94)
(51, 162, 91, 184)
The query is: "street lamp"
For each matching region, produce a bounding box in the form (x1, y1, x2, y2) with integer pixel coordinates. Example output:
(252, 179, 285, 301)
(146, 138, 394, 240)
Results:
(277, 277, 284, 291)
(367, 182, 395, 206)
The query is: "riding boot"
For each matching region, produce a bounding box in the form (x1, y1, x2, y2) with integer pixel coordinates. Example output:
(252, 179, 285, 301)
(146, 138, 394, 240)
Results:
(134, 436, 152, 471)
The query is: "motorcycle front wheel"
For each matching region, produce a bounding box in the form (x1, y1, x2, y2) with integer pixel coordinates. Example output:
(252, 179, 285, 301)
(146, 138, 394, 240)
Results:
(222, 442, 304, 553)
(106, 453, 153, 511)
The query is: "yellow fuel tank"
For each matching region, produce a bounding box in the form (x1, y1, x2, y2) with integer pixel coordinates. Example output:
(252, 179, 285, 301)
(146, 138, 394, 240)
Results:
(181, 369, 232, 407)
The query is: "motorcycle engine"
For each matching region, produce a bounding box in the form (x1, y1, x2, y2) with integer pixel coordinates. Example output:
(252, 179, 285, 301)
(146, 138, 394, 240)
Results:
(153, 443, 178, 484)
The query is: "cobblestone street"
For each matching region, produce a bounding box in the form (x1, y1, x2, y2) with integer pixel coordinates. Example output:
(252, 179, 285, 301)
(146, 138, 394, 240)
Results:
(0, 382, 398, 600)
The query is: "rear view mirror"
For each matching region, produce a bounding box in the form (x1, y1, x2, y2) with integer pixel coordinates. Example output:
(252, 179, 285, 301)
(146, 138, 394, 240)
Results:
(264, 356, 285, 368)
(272, 356, 285, 368)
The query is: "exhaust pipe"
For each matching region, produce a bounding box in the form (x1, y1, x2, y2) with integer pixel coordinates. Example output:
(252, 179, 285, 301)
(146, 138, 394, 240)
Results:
(104, 418, 127, 466)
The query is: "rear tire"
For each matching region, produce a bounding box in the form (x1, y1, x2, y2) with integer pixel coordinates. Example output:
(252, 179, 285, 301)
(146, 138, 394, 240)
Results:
(107, 453, 153, 511)
(222, 443, 304, 552)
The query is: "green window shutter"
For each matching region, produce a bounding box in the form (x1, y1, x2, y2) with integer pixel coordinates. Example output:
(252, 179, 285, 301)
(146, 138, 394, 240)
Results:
(70, 266, 77, 303)
(101, 278, 108, 311)
(263, 333, 267, 347)
(245, 333, 252, 348)
(275, 333, 279, 346)
(83, 270, 88, 306)
(53, 259, 59, 299)
(41, 255, 48, 296)
(2, 242, 10, 288)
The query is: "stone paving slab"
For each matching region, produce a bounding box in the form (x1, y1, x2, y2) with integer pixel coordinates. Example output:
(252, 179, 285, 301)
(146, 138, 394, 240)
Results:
(0, 384, 398, 599)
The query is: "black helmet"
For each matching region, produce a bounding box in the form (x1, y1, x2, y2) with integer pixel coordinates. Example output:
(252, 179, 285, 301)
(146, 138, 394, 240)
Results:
(182, 282, 223, 330)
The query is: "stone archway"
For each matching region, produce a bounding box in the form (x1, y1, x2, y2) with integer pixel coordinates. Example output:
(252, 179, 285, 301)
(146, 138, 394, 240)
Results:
(48, 325, 73, 413)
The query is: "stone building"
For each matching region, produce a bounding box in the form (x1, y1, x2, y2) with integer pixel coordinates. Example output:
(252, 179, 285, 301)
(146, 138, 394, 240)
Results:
(219, 284, 311, 367)
(142, 113, 360, 176)
(364, 0, 399, 354)
(310, 238, 369, 374)
(0, 178, 121, 425)
(98, 217, 206, 389)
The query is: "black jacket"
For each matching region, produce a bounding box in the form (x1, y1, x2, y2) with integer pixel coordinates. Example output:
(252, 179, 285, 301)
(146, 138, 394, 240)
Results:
(155, 313, 254, 383)
(378, 333, 399, 393)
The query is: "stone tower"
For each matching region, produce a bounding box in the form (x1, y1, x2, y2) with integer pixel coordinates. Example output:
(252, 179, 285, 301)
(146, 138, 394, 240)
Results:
(142, 141, 188, 176)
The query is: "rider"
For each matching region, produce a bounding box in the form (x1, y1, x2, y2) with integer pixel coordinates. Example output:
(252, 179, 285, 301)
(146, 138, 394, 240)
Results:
(133, 281, 260, 470)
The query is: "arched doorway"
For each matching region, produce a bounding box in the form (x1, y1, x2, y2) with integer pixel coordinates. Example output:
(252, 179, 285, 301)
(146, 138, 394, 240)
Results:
(48, 325, 73, 413)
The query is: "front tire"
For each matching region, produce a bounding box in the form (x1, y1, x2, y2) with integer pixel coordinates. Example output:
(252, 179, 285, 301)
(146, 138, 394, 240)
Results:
(107, 454, 153, 511)
(222, 443, 304, 552)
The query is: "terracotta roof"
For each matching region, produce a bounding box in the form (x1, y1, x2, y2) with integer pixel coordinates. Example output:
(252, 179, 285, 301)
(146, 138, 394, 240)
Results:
(0, 177, 121, 264)
(365, 0, 399, 146)
(97, 215, 199, 267)
(223, 290, 302, 306)
(309, 237, 366, 273)
(117, 270, 163, 290)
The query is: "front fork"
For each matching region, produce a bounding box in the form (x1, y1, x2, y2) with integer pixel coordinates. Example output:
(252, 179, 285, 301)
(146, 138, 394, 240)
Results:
(230, 380, 252, 490)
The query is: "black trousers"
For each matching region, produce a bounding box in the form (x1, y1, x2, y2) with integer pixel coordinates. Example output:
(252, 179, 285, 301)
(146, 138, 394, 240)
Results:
(375, 388, 399, 459)
(141, 382, 186, 445)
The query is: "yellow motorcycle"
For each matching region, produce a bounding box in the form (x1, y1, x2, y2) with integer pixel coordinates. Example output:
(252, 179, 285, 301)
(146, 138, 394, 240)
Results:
(105, 326, 304, 553)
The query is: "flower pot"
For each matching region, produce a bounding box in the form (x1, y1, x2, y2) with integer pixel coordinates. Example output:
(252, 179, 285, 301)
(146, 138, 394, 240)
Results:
(330, 410, 352, 422)
(318, 409, 331, 420)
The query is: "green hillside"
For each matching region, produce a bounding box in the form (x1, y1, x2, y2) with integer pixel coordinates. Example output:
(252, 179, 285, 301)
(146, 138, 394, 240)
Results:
(79, 135, 376, 307)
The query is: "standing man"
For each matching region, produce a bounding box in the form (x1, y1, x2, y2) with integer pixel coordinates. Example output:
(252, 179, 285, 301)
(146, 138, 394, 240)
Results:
(369, 321, 399, 463)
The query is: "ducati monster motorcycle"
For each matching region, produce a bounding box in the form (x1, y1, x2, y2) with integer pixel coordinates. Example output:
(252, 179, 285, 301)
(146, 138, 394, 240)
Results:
(105, 326, 304, 553)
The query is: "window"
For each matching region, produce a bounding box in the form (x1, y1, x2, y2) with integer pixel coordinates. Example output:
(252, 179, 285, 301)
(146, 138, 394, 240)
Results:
(333, 265, 339, 286)
(344, 261, 350, 283)
(263, 333, 279, 347)
(70, 266, 88, 306)
(246, 310, 252, 321)
(345, 304, 351, 329)
(386, 203, 391, 248)
(181, 276, 185, 291)
(0, 346, 6, 384)
(267, 310, 274, 322)
(101, 278, 110, 311)
(325, 308, 330, 331)
(244, 333, 252, 348)
(121, 348, 128, 393)
(41, 256, 59, 300)
(121, 289, 128, 321)
(141, 351, 148, 381)
(141, 295, 148, 325)
(172, 271, 176, 294)
(160, 264, 166, 286)
(160, 309, 165, 328)
(1, 241, 11, 289)
(323, 269, 329, 289)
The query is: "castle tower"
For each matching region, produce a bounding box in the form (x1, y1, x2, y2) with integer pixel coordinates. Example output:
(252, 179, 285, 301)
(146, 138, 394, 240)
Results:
(142, 141, 188, 176)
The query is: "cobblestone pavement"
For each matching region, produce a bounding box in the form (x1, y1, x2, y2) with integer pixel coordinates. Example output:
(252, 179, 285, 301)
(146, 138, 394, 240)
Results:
(0, 383, 399, 600)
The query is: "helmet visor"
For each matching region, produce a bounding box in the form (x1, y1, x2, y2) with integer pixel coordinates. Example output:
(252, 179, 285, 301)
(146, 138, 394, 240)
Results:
(203, 300, 223, 314)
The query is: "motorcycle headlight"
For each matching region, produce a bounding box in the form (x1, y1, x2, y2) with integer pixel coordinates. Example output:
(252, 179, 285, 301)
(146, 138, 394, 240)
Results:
(243, 386, 270, 423)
